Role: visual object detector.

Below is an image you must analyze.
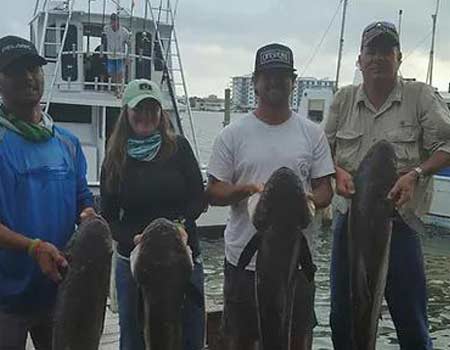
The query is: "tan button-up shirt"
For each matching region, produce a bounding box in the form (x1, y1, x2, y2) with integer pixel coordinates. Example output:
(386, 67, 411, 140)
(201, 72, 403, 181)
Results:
(325, 78, 450, 215)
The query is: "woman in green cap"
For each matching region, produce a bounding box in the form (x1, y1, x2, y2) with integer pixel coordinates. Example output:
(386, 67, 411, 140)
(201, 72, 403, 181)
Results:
(100, 79, 205, 350)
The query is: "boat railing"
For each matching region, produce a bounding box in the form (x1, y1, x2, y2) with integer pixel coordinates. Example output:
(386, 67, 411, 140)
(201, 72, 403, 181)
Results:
(48, 49, 161, 93)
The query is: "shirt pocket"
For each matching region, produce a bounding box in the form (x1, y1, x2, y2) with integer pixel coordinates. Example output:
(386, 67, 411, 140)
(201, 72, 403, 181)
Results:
(12, 154, 74, 185)
(335, 129, 363, 169)
(385, 124, 419, 163)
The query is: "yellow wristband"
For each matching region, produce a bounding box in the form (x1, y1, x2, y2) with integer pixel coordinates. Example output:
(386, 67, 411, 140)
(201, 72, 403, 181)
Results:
(28, 239, 42, 257)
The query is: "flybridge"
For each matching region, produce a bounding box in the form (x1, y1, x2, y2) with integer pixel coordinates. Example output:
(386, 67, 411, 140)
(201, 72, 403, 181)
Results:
(30, 0, 176, 109)
(28, 0, 200, 185)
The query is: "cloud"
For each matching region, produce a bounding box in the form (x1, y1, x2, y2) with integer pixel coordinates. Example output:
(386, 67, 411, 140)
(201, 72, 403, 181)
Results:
(1, 0, 449, 96)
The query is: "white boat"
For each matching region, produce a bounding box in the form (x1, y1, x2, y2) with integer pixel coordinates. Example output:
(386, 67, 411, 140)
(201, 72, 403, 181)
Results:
(425, 91, 450, 228)
(30, 0, 199, 189)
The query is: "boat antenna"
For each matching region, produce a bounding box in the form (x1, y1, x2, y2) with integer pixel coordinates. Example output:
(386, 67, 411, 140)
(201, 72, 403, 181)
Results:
(426, 0, 440, 86)
(335, 0, 348, 91)
(173, 0, 179, 20)
(100, 0, 107, 57)
(397, 9, 403, 40)
(87, 0, 92, 54)
(129, 0, 135, 35)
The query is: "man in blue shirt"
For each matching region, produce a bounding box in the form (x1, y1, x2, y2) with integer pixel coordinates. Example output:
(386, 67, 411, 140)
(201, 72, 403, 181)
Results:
(0, 35, 95, 349)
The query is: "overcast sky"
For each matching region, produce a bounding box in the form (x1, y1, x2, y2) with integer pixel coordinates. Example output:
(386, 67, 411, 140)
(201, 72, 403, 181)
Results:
(1, 0, 449, 97)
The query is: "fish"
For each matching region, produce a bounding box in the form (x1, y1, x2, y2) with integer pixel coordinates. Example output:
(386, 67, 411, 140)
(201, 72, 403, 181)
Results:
(238, 167, 315, 350)
(52, 216, 113, 350)
(132, 218, 194, 350)
(348, 140, 398, 350)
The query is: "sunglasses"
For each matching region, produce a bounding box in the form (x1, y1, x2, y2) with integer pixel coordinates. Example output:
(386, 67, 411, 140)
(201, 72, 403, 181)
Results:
(364, 22, 398, 37)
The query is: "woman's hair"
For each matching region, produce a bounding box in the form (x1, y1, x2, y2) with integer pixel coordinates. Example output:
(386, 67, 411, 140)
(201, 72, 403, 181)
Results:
(102, 105, 177, 192)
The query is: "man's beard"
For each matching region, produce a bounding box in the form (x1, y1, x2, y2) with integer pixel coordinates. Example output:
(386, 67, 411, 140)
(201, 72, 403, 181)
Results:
(265, 88, 289, 107)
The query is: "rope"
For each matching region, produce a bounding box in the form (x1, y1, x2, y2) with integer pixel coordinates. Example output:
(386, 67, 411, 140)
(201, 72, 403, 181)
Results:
(402, 31, 433, 62)
(299, 0, 343, 78)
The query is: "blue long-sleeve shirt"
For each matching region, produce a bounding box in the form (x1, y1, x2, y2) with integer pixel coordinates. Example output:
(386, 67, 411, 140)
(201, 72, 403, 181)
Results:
(0, 125, 93, 312)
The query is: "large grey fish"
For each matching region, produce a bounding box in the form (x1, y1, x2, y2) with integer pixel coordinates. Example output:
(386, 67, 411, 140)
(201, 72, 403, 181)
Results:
(348, 140, 397, 350)
(52, 216, 113, 350)
(238, 167, 315, 350)
(132, 218, 194, 350)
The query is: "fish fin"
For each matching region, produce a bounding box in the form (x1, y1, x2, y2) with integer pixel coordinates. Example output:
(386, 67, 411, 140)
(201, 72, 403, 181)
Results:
(237, 233, 262, 269)
(298, 233, 316, 282)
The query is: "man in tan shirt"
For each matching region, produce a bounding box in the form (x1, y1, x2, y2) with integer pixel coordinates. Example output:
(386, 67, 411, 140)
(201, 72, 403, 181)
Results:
(325, 21, 450, 350)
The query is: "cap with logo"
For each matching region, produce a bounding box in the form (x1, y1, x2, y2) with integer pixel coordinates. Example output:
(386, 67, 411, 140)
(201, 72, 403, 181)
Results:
(254, 43, 296, 73)
(122, 79, 163, 108)
(361, 21, 400, 49)
(0, 35, 47, 73)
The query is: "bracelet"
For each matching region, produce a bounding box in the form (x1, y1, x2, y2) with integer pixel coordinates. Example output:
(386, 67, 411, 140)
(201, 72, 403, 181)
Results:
(28, 239, 42, 257)
(173, 218, 186, 231)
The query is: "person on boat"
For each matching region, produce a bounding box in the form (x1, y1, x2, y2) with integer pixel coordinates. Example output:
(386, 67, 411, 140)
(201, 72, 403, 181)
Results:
(207, 43, 335, 350)
(325, 21, 450, 350)
(103, 13, 131, 97)
(100, 78, 206, 350)
(0, 35, 95, 349)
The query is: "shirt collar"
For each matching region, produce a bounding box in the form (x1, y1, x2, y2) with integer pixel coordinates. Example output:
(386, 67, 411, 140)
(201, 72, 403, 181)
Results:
(356, 78, 403, 106)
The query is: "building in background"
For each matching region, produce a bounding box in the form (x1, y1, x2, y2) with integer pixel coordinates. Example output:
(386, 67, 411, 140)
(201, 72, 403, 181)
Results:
(231, 74, 255, 112)
(189, 95, 225, 112)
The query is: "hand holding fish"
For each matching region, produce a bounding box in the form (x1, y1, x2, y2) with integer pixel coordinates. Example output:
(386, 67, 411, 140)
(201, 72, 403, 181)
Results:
(32, 241, 68, 283)
(242, 183, 264, 196)
(79, 207, 96, 223)
(387, 171, 417, 207)
(335, 165, 355, 198)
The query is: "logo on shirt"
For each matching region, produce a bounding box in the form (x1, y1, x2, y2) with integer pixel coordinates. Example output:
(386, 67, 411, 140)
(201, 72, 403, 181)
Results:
(296, 161, 310, 186)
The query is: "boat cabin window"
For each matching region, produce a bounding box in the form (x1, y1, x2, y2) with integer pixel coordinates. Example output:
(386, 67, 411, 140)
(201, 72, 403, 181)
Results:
(61, 24, 78, 82)
(154, 37, 164, 72)
(82, 25, 108, 87)
(135, 31, 152, 79)
(48, 104, 92, 124)
(44, 24, 58, 61)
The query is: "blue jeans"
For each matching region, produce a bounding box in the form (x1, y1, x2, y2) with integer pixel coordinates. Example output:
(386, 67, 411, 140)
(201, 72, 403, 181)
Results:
(116, 255, 205, 350)
(330, 212, 433, 350)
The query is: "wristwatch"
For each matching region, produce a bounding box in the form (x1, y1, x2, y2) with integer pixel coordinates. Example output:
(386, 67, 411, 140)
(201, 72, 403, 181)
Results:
(411, 166, 424, 180)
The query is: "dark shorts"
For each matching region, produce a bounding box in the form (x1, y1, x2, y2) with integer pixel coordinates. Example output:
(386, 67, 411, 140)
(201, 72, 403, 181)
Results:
(107, 59, 124, 75)
(222, 260, 317, 339)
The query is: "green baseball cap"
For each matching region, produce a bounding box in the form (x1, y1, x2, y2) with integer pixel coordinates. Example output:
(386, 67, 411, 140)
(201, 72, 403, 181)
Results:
(122, 79, 163, 108)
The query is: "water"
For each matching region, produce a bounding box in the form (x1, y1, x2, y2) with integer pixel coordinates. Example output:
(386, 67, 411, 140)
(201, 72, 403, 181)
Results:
(185, 111, 450, 349)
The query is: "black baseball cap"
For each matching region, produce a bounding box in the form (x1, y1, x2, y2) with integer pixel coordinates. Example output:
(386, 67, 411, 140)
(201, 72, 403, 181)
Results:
(0, 35, 47, 72)
(254, 43, 296, 73)
(361, 21, 400, 49)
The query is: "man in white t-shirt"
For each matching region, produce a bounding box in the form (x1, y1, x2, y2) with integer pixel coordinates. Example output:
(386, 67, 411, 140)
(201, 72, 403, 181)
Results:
(103, 13, 130, 95)
(207, 43, 335, 350)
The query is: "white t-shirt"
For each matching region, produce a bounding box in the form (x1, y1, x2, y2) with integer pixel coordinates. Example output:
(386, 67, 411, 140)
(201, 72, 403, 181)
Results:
(104, 25, 130, 59)
(207, 112, 335, 270)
